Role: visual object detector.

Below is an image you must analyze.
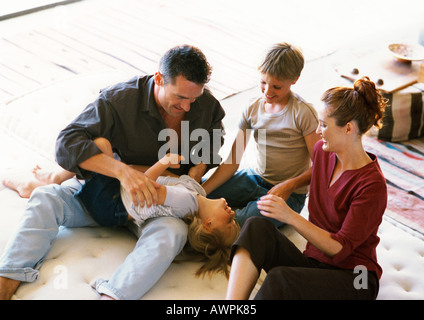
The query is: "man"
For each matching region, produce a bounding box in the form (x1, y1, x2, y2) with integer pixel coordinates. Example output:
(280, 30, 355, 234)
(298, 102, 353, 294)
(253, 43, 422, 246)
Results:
(0, 45, 225, 300)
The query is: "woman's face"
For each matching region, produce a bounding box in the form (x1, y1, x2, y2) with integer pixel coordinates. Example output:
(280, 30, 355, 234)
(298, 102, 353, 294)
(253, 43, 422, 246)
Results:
(316, 105, 347, 153)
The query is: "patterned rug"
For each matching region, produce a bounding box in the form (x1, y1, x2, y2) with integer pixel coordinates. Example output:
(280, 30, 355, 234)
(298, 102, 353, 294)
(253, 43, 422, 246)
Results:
(363, 135, 424, 234)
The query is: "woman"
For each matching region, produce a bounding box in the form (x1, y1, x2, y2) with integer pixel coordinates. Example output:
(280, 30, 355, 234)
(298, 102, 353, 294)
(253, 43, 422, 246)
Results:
(226, 77, 388, 300)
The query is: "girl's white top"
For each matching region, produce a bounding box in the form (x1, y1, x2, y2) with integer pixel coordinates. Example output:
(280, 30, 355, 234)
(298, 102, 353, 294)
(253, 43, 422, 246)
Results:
(120, 175, 206, 226)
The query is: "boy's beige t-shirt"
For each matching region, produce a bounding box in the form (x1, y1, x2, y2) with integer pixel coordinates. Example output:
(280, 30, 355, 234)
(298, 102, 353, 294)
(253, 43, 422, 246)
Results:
(239, 92, 318, 194)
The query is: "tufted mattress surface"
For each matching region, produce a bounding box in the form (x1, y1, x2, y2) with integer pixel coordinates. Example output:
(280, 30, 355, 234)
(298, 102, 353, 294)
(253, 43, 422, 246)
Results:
(1, 71, 423, 299)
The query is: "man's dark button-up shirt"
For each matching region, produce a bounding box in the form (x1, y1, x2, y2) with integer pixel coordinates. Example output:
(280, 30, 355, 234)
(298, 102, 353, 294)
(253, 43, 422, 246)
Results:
(56, 75, 225, 179)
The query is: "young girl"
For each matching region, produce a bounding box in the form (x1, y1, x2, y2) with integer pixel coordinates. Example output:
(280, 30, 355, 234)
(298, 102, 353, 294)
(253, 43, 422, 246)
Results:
(76, 138, 240, 279)
(226, 77, 388, 300)
(202, 42, 320, 228)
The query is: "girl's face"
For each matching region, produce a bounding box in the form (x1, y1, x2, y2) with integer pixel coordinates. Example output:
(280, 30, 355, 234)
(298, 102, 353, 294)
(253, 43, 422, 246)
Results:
(260, 73, 297, 106)
(203, 198, 237, 239)
(316, 105, 347, 153)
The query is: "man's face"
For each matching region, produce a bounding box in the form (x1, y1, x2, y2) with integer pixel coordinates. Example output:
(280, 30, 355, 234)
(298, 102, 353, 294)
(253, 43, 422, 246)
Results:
(154, 73, 204, 118)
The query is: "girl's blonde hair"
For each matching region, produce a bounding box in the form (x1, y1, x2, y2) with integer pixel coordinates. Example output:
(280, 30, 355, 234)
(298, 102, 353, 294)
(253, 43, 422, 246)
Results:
(183, 213, 240, 279)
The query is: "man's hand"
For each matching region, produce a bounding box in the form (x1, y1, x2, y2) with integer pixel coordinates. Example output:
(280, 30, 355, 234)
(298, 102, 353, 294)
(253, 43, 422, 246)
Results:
(117, 165, 160, 207)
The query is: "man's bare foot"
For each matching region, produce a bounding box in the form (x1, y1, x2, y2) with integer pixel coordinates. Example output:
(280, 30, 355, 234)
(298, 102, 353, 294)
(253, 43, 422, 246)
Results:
(1, 168, 46, 198)
(1, 165, 75, 199)
(0, 276, 20, 300)
(32, 165, 74, 185)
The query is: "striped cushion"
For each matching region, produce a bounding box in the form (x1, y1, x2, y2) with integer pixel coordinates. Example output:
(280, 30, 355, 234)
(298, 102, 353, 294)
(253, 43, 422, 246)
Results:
(378, 92, 424, 142)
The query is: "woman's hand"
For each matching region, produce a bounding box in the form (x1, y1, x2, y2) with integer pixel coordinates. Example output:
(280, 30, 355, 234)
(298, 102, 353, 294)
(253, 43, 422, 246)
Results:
(257, 194, 296, 224)
(259, 194, 343, 257)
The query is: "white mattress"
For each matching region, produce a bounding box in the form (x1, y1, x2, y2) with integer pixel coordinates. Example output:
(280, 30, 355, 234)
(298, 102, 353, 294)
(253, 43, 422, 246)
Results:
(1, 71, 423, 299)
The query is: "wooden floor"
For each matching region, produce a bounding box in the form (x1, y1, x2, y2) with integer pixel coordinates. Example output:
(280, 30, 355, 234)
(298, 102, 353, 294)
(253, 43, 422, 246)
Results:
(1, 0, 423, 103)
(0, 0, 274, 101)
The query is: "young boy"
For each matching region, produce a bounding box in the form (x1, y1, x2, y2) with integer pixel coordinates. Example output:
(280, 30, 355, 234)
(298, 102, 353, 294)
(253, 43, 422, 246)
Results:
(202, 42, 320, 227)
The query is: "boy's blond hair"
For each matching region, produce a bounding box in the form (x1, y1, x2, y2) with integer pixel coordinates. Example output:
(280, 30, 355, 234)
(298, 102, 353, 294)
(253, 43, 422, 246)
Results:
(258, 42, 304, 81)
(183, 214, 240, 279)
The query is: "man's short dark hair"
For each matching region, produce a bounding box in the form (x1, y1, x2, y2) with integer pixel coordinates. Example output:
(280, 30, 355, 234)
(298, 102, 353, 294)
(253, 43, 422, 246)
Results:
(159, 45, 212, 85)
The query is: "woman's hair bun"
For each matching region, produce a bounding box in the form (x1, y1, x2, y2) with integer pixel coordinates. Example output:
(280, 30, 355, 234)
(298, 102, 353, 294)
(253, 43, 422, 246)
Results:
(322, 76, 388, 134)
(354, 76, 374, 95)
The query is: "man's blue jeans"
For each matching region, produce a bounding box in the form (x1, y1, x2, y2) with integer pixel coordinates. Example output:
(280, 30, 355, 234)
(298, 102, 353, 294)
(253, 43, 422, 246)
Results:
(0, 178, 187, 300)
(207, 168, 306, 228)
